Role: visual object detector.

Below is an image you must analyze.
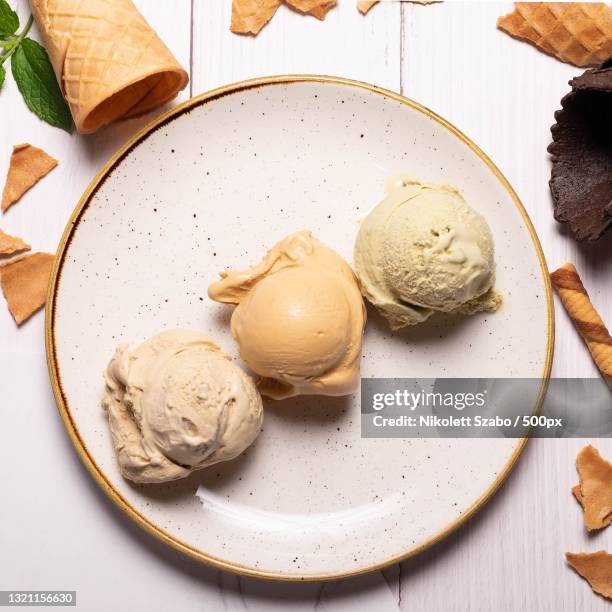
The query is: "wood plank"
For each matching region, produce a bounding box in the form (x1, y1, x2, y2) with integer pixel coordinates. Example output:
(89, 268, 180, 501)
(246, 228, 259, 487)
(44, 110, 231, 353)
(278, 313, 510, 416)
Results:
(398, 436, 612, 612)
(191, 0, 402, 93)
(400, 7, 612, 612)
(191, 0, 403, 602)
(400, 0, 609, 379)
(0, 0, 191, 352)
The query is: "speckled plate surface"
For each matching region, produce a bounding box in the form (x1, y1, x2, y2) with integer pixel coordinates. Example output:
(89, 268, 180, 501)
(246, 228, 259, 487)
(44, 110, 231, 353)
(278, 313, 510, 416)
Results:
(47, 76, 553, 581)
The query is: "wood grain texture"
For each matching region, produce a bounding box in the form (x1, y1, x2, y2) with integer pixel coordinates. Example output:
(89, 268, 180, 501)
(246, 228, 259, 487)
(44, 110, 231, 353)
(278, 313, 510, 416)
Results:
(1, 2, 611, 610)
(399, 3, 612, 611)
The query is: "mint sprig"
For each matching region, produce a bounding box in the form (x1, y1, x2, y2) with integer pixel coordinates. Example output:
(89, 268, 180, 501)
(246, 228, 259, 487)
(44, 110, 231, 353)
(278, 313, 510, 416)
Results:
(12, 38, 73, 131)
(0, 0, 73, 132)
(0, 0, 18, 37)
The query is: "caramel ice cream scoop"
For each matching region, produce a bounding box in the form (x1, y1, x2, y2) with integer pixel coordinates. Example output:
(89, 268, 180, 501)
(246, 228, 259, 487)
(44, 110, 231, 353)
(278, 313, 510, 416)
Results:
(208, 231, 366, 400)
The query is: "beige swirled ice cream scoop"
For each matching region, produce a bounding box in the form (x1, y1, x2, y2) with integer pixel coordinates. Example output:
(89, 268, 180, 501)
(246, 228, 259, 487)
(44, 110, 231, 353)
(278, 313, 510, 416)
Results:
(354, 176, 501, 330)
(208, 231, 366, 400)
(102, 330, 263, 484)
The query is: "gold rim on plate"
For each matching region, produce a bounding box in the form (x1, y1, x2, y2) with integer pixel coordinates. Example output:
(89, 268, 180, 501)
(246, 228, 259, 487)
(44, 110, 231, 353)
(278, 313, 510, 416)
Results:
(45, 75, 555, 582)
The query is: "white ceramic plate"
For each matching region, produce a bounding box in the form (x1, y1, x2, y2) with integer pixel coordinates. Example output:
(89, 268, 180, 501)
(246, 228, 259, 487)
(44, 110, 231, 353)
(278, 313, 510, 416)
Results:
(47, 76, 553, 581)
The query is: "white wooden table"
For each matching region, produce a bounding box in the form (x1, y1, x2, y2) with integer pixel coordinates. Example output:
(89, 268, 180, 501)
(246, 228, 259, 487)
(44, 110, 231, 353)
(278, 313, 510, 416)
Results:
(1, 2, 611, 610)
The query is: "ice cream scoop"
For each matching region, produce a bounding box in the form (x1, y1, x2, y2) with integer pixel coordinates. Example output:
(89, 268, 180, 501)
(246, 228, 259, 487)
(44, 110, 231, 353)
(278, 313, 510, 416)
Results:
(354, 176, 501, 330)
(102, 330, 263, 484)
(208, 231, 366, 400)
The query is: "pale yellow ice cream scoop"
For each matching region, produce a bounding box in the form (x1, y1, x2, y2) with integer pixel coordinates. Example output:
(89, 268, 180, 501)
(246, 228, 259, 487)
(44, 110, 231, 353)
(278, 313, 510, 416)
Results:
(354, 177, 501, 330)
(102, 330, 263, 483)
(208, 231, 366, 400)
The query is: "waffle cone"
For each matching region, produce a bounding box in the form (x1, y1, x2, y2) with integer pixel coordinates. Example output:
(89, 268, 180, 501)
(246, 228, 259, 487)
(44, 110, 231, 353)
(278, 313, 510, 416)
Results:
(498, 3, 612, 67)
(29, 0, 189, 134)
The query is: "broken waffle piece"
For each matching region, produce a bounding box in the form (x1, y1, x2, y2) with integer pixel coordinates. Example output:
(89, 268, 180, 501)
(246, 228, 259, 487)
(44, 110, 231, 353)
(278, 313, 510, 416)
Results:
(1, 144, 58, 213)
(0, 230, 30, 257)
(550, 263, 612, 378)
(573, 445, 612, 531)
(231, 0, 336, 34)
(566, 551, 612, 600)
(358, 0, 378, 14)
(285, 0, 336, 20)
(231, 0, 281, 34)
(497, 3, 612, 67)
(0, 252, 54, 325)
(358, 0, 439, 11)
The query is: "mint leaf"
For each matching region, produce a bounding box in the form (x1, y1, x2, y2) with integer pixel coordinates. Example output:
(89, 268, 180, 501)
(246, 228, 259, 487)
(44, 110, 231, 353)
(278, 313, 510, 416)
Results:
(11, 37, 72, 132)
(0, 64, 5, 91)
(0, 0, 19, 36)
